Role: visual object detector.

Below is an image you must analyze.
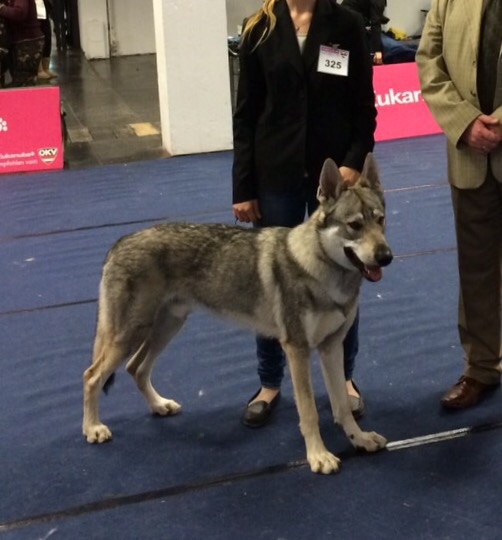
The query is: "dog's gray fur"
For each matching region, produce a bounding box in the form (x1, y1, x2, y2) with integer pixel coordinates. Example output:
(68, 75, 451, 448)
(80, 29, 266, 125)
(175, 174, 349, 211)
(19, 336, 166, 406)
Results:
(83, 154, 393, 474)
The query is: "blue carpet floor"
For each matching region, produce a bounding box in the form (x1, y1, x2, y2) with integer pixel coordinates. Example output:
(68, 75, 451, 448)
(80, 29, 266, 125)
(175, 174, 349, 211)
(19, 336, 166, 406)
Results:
(1, 134, 502, 539)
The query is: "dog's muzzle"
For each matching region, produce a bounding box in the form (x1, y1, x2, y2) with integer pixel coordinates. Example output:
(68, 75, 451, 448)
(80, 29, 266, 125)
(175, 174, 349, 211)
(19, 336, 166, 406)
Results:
(344, 245, 393, 282)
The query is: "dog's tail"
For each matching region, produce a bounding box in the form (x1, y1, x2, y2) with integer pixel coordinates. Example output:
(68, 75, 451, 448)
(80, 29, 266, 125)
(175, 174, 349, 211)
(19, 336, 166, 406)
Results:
(103, 373, 116, 394)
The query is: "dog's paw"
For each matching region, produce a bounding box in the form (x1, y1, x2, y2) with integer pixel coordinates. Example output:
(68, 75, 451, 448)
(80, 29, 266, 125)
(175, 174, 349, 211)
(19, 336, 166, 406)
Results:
(150, 398, 181, 416)
(83, 423, 112, 444)
(353, 431, 387, 453)
(307, 450, 341, 474)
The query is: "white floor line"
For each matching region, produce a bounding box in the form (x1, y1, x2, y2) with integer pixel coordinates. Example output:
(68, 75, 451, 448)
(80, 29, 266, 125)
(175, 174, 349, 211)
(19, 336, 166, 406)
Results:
(386, 421, 502, 452)
(386, 427, 471, 451)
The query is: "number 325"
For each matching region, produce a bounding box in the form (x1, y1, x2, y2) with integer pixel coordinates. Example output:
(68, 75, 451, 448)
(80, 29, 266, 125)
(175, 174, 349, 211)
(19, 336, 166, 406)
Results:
(325, 59, 342, 69)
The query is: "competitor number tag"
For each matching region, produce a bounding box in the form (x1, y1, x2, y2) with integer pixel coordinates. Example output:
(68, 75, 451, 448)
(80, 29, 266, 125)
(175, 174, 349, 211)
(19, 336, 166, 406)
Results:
(317, 45, 349, 77)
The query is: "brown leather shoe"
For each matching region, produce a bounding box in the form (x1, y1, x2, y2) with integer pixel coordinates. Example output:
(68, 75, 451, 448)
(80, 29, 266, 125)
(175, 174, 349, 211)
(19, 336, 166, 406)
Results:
(440, 376, 499, 409)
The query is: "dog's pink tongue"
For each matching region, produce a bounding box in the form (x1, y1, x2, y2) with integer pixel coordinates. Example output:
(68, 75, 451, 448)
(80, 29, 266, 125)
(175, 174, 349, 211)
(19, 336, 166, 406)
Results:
(364, 266, 383, 282)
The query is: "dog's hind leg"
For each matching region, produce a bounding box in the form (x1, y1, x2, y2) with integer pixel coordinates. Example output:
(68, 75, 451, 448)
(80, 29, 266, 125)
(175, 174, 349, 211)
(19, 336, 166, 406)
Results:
(83, 327, 130, 443)
(282, 341, 341, 474)
(318, 335, 387, 453)
(126, 304, 187, 416)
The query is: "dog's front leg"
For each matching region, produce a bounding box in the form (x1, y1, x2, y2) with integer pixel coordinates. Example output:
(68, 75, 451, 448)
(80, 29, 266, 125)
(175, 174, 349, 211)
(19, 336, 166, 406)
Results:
(318, 336, 387, 453)
(282, 341, 341, 474)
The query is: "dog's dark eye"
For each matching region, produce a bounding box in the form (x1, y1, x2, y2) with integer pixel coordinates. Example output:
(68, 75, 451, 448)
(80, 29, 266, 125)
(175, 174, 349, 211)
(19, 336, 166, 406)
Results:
(348, 221, 363, 231)
(377, 216, 385, 227)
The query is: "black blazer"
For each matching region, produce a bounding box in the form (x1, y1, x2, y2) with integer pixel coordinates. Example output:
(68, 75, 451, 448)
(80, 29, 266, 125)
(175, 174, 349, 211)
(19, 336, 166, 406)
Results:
(232, 0, 376, 204)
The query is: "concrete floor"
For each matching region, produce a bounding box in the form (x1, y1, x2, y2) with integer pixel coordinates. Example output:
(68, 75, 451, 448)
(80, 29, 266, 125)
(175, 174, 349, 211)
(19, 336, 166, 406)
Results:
(48, 50, 169, 169)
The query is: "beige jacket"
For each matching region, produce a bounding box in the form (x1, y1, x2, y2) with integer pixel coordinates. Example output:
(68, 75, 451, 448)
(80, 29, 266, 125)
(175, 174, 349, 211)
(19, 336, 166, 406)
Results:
(416, 0, 502, 188)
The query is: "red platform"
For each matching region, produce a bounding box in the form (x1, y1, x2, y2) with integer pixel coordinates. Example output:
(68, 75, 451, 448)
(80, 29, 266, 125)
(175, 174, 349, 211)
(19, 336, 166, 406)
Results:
(0, 86, 64, 175)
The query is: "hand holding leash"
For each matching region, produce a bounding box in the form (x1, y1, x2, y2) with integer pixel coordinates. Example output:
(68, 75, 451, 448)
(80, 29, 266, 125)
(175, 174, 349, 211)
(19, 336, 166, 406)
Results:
(232, 200, 261, 223)
(339, 166, 360, 186)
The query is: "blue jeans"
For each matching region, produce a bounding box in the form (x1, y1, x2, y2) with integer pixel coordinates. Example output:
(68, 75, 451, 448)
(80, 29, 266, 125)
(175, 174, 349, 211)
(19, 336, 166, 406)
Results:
(254, 188, 359, 389)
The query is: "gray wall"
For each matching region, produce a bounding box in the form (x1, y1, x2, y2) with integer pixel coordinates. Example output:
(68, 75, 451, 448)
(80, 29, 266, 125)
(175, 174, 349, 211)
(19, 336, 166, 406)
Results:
(226, 0, 262, 36)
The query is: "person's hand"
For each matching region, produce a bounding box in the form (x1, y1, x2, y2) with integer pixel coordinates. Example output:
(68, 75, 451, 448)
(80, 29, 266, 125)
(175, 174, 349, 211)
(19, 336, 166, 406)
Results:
(461, 115, 502, 155)
(373, 52, 383, 65)
(339, 167, 360, 186)
(487, 122, 502, 144)
(232, 199, 261, 223)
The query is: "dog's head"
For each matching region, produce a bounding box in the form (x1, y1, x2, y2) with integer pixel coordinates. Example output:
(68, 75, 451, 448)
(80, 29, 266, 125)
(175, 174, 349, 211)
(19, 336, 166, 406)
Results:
(315, 154, 393, 281)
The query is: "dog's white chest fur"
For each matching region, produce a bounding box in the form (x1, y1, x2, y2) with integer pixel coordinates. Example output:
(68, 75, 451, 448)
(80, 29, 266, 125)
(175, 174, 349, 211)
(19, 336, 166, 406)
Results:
(303, 308, 353, 348)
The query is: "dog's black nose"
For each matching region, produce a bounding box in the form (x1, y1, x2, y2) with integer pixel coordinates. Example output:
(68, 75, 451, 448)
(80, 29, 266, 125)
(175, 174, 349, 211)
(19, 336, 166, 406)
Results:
(376, 245, 393, 267)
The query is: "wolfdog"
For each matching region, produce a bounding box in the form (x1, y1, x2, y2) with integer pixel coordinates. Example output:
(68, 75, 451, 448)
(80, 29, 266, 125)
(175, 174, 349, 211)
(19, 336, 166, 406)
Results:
(83, 154, 393, 474)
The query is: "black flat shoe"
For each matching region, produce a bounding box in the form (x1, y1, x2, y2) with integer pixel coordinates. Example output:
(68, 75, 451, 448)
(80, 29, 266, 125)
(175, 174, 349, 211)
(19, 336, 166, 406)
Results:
(349, 381, 365, 420)
(242, 389, 281, 428)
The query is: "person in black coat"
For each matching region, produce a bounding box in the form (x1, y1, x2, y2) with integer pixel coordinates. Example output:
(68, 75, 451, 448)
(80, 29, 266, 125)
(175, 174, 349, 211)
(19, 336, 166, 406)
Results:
(0, 0, 44, 86)
(0, 0, 9, 85)
(341, 0, 387, 64)
(232, 0, 377, 427)
(37, 0, 57, 79)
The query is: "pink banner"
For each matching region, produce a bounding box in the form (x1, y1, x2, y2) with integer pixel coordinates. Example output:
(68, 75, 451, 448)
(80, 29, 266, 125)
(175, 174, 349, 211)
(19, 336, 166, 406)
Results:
(0, 86, 64, 175)
(373, 62, 442, 142)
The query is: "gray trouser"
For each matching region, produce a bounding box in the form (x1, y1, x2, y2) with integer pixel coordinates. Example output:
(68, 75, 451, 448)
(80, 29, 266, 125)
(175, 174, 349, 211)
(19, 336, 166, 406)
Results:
(451, 168, 502, 384)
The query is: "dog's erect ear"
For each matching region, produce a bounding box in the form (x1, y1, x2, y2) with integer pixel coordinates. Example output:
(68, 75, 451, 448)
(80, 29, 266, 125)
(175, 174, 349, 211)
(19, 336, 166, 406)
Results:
(317, 158, 346, 203)
(360, 153, 381, 191)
